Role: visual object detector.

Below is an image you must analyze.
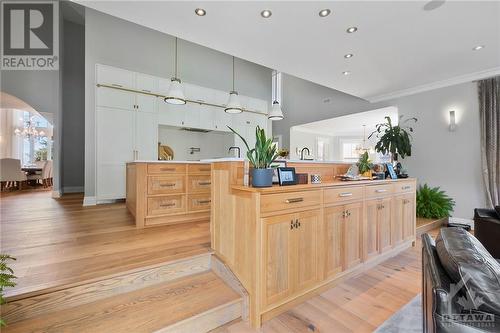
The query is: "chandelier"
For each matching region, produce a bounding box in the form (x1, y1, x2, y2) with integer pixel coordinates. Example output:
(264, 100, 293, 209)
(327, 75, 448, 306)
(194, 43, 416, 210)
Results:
(355, 125, 374, 155)
(14, 116, 45, 138)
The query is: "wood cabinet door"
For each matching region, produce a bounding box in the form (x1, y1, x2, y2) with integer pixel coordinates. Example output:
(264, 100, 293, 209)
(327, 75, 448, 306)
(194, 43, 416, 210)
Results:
(392, 196, 405, 246)
(379, 197, 392, 253)
(344, 202, 363, 270)
(293, 209, 320, 293)
(402, 194, 416, 241)
(262, 213, 294, 307)
(324, 205, 344, 278)
(365, 199, 380, 261)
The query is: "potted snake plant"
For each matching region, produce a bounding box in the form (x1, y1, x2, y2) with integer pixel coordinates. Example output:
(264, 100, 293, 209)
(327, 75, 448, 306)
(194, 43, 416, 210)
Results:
(228, 125, 279, 187)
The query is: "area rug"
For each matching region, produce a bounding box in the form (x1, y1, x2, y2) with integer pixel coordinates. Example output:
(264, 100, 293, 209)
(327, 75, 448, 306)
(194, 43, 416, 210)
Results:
(374, 294, 422, 332)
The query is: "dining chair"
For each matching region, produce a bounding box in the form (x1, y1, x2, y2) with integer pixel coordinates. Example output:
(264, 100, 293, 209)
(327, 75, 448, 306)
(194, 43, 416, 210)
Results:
(27, 160, 47, 185)
(0, 158, 27, 191)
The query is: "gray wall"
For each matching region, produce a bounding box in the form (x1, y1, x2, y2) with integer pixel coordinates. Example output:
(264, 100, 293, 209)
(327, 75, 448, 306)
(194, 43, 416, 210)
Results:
(62, 20, 85, 192)
(275, 77, 485, 219)
(84, 8, 272, 198)
(274, 74, 385, 148)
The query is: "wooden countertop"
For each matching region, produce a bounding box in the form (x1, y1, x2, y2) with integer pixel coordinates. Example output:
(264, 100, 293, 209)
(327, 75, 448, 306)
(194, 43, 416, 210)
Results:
(232, 178, 416, 194)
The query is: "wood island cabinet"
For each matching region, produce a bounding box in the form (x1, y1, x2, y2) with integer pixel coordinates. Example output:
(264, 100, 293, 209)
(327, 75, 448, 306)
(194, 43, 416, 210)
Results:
(211, 161, 417, 328)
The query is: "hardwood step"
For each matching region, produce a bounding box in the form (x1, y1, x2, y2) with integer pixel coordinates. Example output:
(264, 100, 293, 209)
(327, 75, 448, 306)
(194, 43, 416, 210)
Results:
(2, 253, 212, 324)
(2, 270, 242, 333)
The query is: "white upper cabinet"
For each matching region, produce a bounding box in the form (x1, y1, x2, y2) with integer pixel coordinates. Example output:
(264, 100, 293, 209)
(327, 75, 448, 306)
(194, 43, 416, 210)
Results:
(96, 64, 135, 88)
(135, 73, 158, 113)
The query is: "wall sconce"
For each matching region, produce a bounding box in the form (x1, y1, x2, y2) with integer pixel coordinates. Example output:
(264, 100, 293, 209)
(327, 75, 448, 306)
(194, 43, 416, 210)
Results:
(449, 110, 457, 132)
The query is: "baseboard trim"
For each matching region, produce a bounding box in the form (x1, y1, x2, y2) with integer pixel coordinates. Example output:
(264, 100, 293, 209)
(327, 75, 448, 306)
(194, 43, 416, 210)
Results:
(51, 190, 61, 198)
(62, 186, 84, 194)
(83, 196, 97, 206)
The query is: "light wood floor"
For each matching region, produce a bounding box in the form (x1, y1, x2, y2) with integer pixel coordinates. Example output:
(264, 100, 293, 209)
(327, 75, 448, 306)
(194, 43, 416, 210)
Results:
(213, 229, 437, 333)
(0, 190, 211, 299)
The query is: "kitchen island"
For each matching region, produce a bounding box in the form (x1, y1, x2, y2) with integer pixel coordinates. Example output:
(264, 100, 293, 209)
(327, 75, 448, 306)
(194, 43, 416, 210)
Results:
(210, 160, 416, 328)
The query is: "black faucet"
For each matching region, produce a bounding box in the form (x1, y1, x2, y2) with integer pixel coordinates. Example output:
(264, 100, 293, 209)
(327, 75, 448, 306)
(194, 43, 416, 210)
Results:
(300, 147, 310, 160)
(228, 146, 241, 158)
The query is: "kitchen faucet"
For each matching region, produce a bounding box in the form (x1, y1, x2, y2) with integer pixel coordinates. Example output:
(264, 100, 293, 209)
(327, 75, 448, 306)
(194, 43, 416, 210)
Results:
(228, 146, 241, 158)
(300, 147, 310, 160)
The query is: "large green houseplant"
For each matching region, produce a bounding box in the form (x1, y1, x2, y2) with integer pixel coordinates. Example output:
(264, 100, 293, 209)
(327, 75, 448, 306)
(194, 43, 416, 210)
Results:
(416, 184, 455, 219)
(228, 125, 279, 187)
(1, 254, 16, 327)
(369, 116, 417, 162)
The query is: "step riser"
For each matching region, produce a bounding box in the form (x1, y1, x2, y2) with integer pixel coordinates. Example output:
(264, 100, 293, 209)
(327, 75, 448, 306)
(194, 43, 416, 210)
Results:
(2, 254, 211, 323)
(154, 299, 242, 333)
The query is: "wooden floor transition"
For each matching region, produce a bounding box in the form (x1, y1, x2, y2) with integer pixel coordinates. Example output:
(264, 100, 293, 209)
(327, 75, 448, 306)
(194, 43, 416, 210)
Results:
(0, 190, 211, 299)
(1, 189, 441, 332)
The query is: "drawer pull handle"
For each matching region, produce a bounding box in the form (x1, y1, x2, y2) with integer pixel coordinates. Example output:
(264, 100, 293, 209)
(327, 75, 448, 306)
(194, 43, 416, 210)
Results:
(160, 203, 176, 208)
(339, 192, 353, 197)
(197, 200, 211, 204)
(376, 189, 388, 193)
(141, 89, 151, 93)
(285, 198, 304, 203)
(111, 83, 123, 88)
(198, 181, 211, 186)
(160, 183, 176, 187)
(160, 168, 176, 172)
(199, 168, 211, 172)
(402, 186, 411, 190)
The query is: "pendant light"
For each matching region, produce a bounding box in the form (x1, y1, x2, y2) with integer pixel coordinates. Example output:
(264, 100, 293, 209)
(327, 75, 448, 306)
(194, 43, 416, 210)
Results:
(225, 56, 243, 114)
(268, 71, 284, 120)
(165, 37, 186, 105)
(355, 125, 374, 155)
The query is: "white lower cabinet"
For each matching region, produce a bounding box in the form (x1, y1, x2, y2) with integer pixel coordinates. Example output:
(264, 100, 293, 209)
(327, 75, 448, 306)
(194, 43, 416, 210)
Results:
(96, 106, 158, 200)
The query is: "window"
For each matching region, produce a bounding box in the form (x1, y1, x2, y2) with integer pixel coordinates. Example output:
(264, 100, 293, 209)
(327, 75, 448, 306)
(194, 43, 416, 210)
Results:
(341, 139, 362, 161)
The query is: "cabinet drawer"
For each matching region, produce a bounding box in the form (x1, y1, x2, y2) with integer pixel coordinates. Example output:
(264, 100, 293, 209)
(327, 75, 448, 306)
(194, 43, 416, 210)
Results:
(324, 186, 363, 204)
(365, 184, 393, 198)
(148, 176, 185, 195)
(393, 181, 415, 194)
(261, 190, 321, 214)
(147, 164, 186, 174)
(188, 175, 211, 193)
(188, 194, 211, 212)
(147, 195, 186, 216)
(188, 164, 211, 175)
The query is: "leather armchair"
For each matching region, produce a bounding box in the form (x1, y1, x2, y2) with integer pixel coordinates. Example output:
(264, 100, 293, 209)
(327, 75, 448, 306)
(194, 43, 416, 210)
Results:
(474, 208, 500, 259)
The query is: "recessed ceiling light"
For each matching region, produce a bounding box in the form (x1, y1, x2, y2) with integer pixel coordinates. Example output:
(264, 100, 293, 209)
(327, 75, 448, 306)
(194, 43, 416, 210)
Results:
(261, 10, 272, 18)
(344, 53, 354, 59)
(319, 9, 331, 17)
(423, 0, 446, 11)
(346, 27, 358, 33)
(472, 45, 484, 51)
(342, 71, 351, 76)
(195, 8, 206, 16)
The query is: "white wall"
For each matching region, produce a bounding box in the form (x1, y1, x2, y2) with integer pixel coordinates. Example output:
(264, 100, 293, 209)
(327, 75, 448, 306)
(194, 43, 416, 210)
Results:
(158, 127, 235, 161)
(289, 128, 335, 160)
(85, 8, 272, 198)
(387, 82, 485, 219)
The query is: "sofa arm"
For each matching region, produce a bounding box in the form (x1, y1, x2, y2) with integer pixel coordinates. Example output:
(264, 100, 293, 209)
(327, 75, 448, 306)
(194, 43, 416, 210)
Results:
(474, 209, 500, 259)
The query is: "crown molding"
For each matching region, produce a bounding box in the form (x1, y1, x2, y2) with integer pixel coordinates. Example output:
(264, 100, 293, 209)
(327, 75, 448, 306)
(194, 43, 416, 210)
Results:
(366, 67, 500, 103)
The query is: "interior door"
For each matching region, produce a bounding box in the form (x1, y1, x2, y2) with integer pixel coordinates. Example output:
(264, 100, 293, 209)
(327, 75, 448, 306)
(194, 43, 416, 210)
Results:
(402, 194, 416, 241)
(365, 199, 380, 261)
(344, 202, 363, 270)
(96, 107, 135, 200)
(293, 209, 320, 294)
(379, 197, 392, 253)
(262, 213, 293, 308)
(392, 196, 405, 246)
(324, 205, 344, 278)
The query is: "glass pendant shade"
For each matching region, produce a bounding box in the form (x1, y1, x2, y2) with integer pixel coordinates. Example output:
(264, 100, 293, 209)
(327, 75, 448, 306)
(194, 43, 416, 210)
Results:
(224, 91, 243, 114)
(268, 101, 284, 120)
(164, 78, 186, 105)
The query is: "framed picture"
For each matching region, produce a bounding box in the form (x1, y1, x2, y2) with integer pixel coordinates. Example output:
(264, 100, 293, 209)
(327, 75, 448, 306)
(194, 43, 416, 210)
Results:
(271, 160, 287, 184)
(386, 163, 398, 179)
(277, 167, 297, 186)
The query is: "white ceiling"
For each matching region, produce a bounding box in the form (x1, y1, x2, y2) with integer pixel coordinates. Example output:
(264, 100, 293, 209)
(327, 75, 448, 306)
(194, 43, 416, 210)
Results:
(293, 106, 399, 136)
(78, 1, 500, 101)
